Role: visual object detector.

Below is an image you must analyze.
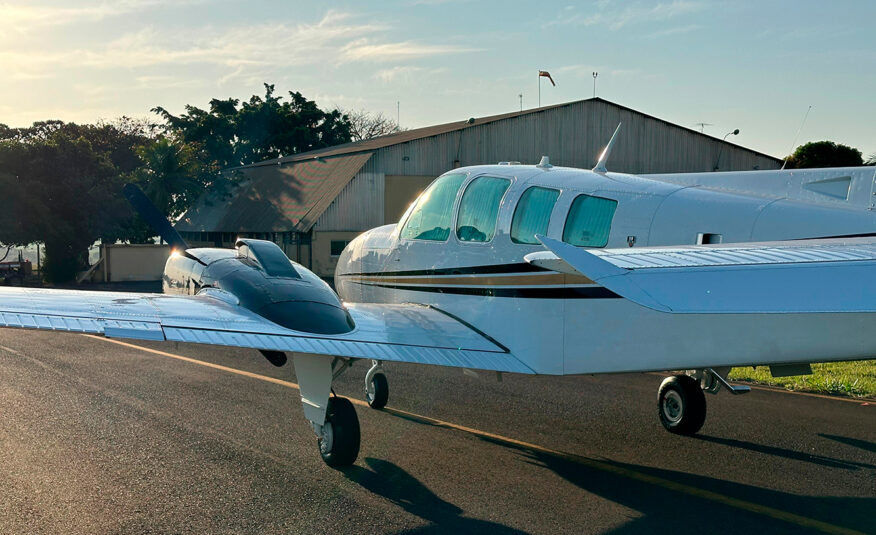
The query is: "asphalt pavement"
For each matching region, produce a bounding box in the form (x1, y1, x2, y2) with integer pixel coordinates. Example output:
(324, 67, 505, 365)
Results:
(0, 329, 873, 534)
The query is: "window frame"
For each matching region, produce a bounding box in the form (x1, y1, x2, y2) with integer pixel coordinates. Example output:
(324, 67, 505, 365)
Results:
(561, 193, 618, 248)
(454, 174, 513, 245)
(398, 172, 468, 242)
(509, 185, 561, 245)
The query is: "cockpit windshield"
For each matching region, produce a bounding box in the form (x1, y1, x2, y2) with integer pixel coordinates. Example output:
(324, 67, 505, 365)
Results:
(237, 240, 301, 278)
(399, 173, 466, 241)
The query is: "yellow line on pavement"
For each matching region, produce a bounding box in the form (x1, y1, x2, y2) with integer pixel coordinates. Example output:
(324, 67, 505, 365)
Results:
(83, 334, 866, 535)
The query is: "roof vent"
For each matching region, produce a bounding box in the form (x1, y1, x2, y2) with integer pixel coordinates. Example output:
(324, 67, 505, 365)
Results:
(536, 156, 553, 169)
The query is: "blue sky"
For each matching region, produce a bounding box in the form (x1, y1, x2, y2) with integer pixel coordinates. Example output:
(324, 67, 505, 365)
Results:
(1, 0, 874, 159)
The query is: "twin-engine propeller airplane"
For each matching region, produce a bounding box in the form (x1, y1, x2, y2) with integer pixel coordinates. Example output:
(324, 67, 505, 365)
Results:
(1, 127, 875, 467)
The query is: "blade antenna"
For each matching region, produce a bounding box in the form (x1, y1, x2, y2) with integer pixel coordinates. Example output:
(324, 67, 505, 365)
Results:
(593, 122, 622, 174)
(122, 183, 190, 252)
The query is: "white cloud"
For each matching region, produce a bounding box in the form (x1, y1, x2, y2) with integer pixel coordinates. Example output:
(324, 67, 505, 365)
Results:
(645, 24, 702, 38)
(373, 66, 448, 83)
(0, 0, 202, 31)
(545, 1, 705, 31)
(0, 10, 473, 77)
(342, 40, 478, 62)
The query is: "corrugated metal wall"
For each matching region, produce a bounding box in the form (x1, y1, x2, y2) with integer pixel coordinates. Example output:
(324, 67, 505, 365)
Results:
(315, 171, 384, 231)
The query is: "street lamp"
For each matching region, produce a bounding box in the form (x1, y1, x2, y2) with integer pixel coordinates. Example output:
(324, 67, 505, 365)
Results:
(713, 128, 740, 171)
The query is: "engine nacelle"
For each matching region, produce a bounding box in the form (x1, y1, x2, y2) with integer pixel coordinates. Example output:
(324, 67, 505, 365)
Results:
(163, 239, 353, 335)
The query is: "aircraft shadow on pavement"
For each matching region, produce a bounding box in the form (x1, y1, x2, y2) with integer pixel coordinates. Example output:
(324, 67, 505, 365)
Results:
(818, 433, 876, 454)
(343, 457, 530, 535)
(475, 435, 874, 535)
(694, 434, 876, 470)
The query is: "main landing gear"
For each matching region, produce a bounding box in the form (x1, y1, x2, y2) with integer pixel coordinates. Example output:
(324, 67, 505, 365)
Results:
(657, 367, 750, 435)
(292, 354, 361, 468)
(292, 356, 391, 467)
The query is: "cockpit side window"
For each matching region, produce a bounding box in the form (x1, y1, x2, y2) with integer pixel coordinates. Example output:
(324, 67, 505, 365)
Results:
(456, 176, 511, 242)
(400, 173, 466, 241)
(562, 194, 617, 247)
(510, 186, 560, 244)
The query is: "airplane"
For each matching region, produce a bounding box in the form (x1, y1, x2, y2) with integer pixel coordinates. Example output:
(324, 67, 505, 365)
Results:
(0, 127, 874, 467)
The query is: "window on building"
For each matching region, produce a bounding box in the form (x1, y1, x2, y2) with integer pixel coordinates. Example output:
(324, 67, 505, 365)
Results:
(510, 186, 560, 244)
(400, 173, 467, 241)
(456, 176, 511, 242)
(330, 240, 350, 256)
(562, 194, 617, 247)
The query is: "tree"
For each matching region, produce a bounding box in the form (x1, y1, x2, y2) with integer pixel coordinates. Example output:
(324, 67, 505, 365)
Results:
(125, 136, 228, 219)
(342, 109, 403, 141)
(0, 127, 130, 282)
(152, 84, 352, 168)
(866, 153, 876, 166)
(783, 141, 863, 169)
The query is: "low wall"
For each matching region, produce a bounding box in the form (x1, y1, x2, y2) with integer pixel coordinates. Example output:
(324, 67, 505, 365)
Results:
(100, 244, 171, 282)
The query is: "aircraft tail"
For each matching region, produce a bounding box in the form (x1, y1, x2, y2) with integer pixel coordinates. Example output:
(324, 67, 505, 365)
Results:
(122, 183, 189, 251)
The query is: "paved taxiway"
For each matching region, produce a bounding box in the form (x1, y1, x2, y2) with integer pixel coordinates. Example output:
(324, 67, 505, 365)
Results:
(0, 329, 873, 534)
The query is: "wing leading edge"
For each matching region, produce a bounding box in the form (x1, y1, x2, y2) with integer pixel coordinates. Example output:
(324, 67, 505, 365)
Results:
(529, 236, 876, 314)
(0, 287, 532, 374)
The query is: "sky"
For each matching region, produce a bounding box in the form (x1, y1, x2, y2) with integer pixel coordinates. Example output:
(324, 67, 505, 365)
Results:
(0, 0, 874, 160)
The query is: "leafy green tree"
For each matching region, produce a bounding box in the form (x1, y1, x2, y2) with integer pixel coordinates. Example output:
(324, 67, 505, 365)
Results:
(152, 84, 352, 168)
(126, 136, 228, 219)
(783, 141, 863, 169)
(0, 128, 130, 282)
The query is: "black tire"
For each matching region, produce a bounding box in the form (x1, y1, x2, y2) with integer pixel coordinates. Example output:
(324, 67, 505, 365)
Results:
(366, 372, 389, 410)
(657, 375, 706, 435)
(318, 397, 360, 468)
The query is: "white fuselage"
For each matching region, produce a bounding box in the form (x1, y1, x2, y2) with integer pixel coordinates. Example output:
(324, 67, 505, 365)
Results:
(335, 165, 876, 375)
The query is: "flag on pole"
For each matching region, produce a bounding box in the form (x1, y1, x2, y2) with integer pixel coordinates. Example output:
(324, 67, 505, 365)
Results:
(538, 70, 556, 86)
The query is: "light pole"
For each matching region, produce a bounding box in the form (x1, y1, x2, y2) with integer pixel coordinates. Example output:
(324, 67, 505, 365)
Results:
(713, 128, 740, 171)
(592, 71, 598, 97)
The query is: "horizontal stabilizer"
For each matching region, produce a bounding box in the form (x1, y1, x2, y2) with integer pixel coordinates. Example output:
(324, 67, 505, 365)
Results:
(533, 236, 876, 314)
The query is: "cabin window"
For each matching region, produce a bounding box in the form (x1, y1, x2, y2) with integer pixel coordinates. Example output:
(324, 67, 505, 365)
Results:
(511, 186, 560, 244)
(400, 173, 466, 241)
(456, 176, 511, 242)
(562, 194, 617, 247)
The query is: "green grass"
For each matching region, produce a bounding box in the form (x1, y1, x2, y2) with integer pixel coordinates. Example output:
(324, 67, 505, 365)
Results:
(729, 360, 876, 398)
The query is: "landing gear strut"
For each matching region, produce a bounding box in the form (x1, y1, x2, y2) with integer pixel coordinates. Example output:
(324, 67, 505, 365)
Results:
(365, 360, 389, 409)
(293, 354, 361, 468)
(657, 368, 750, 435)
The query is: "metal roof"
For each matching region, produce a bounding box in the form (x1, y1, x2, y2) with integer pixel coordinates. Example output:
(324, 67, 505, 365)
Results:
(176, 152, 372, 233)
(238, 97, 780, 169)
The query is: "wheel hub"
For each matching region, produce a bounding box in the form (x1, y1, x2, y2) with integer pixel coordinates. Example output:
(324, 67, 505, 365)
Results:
(318, 422, 334, 453)
(662, 391, 683, 423)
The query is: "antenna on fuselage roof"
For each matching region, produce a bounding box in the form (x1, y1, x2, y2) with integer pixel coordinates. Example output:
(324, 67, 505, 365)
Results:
(592, 122, 622, 174)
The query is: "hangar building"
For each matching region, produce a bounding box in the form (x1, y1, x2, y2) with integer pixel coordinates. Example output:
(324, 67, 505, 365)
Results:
(176, 97, 782, 277)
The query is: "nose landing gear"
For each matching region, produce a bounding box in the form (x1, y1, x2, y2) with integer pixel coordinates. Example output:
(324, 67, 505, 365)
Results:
(364, 360, 389, 410)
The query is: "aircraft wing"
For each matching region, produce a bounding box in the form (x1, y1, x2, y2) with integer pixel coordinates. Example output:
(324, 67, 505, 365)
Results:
(0, 287, 532, 374)
(528, 236, 876, 314)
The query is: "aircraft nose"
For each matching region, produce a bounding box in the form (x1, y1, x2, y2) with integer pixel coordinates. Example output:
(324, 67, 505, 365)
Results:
(257, 300, 355, 335)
